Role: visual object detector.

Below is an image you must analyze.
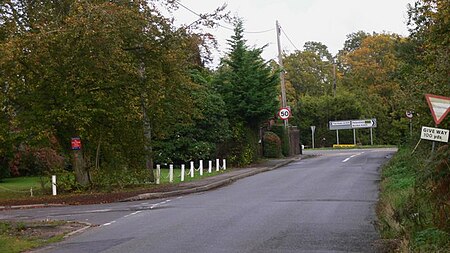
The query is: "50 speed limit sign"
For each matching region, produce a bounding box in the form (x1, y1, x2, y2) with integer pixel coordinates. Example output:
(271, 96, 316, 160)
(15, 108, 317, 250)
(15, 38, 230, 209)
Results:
(278, 107, 291, 120)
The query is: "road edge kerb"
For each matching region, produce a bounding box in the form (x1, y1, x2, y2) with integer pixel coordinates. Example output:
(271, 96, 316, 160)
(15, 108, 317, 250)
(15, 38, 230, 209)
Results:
(121, 156, 300, 202)
(63, 222, 93, 238)
(0, 203, 65, 211)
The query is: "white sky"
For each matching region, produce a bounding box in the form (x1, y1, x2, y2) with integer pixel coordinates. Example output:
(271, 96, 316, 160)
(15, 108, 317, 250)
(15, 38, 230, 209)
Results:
(170, 0, 415, 65)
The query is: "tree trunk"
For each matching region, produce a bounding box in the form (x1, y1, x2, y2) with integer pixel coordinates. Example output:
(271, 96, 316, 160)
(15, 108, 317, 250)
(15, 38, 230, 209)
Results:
(139, 63, 154, 182)
(73, 149, 89, 186)
(143, 107, 154, 182)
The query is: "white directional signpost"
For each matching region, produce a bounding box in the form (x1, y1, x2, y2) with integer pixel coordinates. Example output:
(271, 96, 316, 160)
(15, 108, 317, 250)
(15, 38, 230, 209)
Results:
(329, 119, 377, 146)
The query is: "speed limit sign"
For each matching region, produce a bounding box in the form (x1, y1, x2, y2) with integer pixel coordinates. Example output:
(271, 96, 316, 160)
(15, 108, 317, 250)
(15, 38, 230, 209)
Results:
(278, 107, 291, 120)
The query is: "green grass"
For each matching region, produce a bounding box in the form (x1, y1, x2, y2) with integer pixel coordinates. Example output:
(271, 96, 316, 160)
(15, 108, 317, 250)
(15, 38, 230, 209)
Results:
(158, 167, 225, 184)
(0, 221, 68, 253)
(377, 145, 450, 251)
(0, 177, 46, 199)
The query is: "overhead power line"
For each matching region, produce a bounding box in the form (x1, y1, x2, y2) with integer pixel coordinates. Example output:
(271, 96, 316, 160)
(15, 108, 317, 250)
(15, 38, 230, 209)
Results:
(280, 27, 299, 51)
(174, 0, 274, 34)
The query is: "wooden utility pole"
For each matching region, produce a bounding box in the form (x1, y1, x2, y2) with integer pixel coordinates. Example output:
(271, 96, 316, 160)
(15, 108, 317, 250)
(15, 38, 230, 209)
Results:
(333, 63, 337, 98)
(276, 20, 288, 128)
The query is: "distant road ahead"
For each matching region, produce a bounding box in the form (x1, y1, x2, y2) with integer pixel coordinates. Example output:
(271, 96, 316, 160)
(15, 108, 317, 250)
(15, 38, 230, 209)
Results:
(35, 148, 395, 253)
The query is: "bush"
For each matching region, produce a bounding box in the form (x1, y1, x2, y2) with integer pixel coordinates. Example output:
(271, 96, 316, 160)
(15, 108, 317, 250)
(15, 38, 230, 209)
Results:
(90, 167, 150, 192)
(271, 125, 289, 156)
(263, 131, 282, 158)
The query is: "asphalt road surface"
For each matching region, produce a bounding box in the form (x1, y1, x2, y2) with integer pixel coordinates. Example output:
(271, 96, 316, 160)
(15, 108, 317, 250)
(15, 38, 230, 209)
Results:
(6, 148, 396, 253)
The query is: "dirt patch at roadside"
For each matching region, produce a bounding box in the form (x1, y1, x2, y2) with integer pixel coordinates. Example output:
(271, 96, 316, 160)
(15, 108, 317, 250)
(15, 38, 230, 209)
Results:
(0, 184, 180, 207)
(0, 220, 89, 253)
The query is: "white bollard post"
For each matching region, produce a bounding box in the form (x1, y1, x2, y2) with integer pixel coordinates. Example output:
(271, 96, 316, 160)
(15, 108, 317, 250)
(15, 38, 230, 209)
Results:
(190, 161, 194, 178)
(169, 164, 174, 183)
(156, 164, 161, 185)
(223, 159, 226, 170)
(208, 160, 212, 173)
(52, 175, 57, 196)
(216, 159, 220, 172)
(199, 160, 203, 176)
(181, 164, 185, 182)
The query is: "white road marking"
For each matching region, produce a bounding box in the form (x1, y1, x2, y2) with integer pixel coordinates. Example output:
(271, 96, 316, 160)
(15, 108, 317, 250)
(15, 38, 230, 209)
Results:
(102, 220, 116, 226)
(80, 209, 111, 213)
(123, 211, 142, 218)
(342, 152, 364, 163)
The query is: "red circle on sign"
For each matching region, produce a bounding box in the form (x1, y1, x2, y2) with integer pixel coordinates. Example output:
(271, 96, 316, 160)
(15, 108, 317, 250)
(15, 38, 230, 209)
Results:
(278, 107, 291, 120)
(71, 137, 81, 150)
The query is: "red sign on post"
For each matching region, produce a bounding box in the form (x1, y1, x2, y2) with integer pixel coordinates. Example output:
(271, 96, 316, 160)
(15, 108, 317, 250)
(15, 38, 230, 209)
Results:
(425, 94, 450, 125)
(71, 137, 81, 150)
(278, 107, 291, 120)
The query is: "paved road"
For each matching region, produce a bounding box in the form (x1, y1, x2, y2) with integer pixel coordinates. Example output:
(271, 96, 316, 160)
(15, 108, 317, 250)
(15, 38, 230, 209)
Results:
(8, 148, 396, 252)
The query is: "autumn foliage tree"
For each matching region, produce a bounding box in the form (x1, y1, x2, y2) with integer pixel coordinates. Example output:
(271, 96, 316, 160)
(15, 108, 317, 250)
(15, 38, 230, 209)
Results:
(0, 0, 216, 184)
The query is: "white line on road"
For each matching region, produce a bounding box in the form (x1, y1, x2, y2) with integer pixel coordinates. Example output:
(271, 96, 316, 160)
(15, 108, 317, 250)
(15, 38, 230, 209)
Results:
(123, 211, 142, 218)
(80, 209, 112, 213)
(342, 152, 364, 163)
(102, 220, 116, 226)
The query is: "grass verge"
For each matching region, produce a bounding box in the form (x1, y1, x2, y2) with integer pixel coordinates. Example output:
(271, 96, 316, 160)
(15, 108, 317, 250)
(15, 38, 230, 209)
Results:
(377, 144, 450, 252)
(0, 177, 44, 199)
(0, 220, 85, 253)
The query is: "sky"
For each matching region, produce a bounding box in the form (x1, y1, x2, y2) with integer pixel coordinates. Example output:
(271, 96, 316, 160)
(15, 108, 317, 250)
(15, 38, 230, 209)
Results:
(169, 0, 416, 65)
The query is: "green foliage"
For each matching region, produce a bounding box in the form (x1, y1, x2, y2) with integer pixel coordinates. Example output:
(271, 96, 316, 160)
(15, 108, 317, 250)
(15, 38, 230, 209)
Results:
(292, 92, 362, 147)
(378, 143, 450, 251)
(413, 228, 450, 251)
(0, 0, 215, 183)
(153, 69, 230, 164)
(270, 125, 289, 156)
(213, 19, 279, 165)
(263, 132, 282, 158)
(90, 166, 150, 192)
(284, 43, 334, 98)
(215, 19, 279, 129)
(220, 123, 259, 166)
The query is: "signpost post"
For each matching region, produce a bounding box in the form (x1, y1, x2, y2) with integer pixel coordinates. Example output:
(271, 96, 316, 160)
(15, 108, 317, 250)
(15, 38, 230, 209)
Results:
(311, 126, 316, 149)
(406, 111, 414, 137)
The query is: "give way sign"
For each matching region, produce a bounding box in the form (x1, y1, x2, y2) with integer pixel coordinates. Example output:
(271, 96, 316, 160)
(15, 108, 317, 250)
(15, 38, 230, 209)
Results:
(425, 94, 450, 125)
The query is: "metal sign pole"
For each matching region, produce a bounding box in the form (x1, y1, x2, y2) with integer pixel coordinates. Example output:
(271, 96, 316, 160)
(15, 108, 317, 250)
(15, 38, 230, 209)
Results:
(370, 128, 373, 145)
(409, 119, 413, 137)
(353, 129, 356, 145)
(336, 130, 339, 145)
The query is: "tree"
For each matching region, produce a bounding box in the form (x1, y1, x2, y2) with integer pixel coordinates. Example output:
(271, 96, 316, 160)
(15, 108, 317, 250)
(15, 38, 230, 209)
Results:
(284, 42, 335, 99)
(292, 92, 363, 147)
(339, 33, 406, 144)
(153, 69, 230, 164)
(404, 0, 449, 130)
(216, 19, 279, 128)
(214, 19, 279, 164)
(0, 0, 208, 184)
